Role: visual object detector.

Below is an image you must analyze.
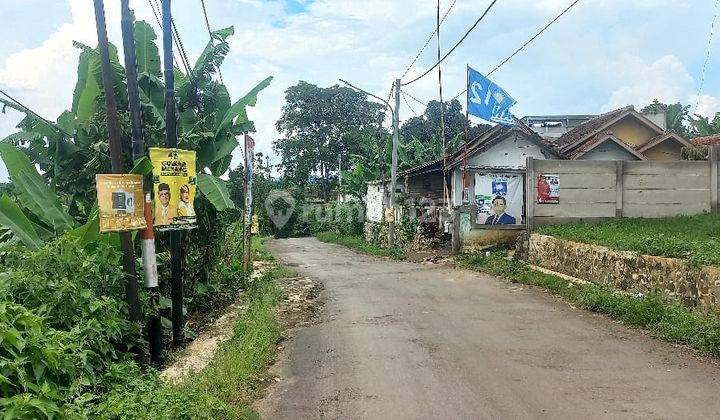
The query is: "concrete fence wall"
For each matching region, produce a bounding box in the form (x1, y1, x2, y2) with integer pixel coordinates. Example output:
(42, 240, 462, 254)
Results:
(526, 149, 719, 228)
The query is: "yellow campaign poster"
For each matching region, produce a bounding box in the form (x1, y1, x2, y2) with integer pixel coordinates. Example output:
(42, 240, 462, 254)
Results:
(149, 147, 197, 231)
(96, 174, 147, 232)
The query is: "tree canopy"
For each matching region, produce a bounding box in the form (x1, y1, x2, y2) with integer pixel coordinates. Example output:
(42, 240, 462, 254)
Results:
(274, 82, 385, 192)
(400, 99, 490, 145)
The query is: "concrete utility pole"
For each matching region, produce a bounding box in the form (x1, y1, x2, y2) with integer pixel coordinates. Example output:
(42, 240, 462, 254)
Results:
(92, 0, 141, 325)
(389, 78, 400, 247)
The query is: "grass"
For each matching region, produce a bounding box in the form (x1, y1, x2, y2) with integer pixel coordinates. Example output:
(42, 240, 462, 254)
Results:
(457, 251, 720, 358)
(182, 269, 283, 419)
(315, 232, 406, 259)
(536, 213, 720, 266)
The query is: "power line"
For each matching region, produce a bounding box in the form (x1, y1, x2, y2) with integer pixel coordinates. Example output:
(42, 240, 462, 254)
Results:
(200, 0, 225, 85)
(402, 90, 429, 108)
(400, 0, 458, 79)
(450, 0, 582, 101)
(402, 0, 498, 86)
(151, 0, 193, 78)
(695, 0, 720, 113)
(146, 0, 180, 69)
(401, 91, 418, 116)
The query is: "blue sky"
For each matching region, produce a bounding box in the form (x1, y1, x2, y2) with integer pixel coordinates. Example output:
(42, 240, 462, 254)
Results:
(1, 0, 719, 182)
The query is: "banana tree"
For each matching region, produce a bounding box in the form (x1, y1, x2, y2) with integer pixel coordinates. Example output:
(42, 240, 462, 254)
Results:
(0, 20, 271, 246)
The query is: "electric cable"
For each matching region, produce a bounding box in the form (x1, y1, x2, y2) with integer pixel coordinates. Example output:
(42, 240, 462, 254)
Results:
(695, 0, 720, 113)
(200, 0, 225, 84)
(400, 0, 458, 79)
(450, 0, 581, 101)
(402, 0, 498, 86)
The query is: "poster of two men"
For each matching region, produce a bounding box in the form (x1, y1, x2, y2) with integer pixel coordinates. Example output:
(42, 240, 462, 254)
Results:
(149, 148, 197, 230)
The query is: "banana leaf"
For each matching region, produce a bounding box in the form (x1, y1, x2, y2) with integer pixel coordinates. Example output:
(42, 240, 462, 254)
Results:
(197, 173, 234, 211)
(0, 195, 44, 249)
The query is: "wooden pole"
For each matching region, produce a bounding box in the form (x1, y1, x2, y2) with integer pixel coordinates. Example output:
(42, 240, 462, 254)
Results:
(92, 0, 141, 324)
(161, 0, 184, 347)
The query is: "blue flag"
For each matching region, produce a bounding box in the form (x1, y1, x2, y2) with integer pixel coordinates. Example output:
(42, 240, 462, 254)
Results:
(467, 66, 516, 125)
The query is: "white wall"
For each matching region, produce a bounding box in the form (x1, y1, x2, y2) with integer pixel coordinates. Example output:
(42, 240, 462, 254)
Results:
(365, 183, 384, 222)
(452, 134, 553, 206)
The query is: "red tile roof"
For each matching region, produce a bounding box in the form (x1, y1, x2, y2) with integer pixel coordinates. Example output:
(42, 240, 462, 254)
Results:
(555, 106, 634, 151)
(691, 135, 720, 146)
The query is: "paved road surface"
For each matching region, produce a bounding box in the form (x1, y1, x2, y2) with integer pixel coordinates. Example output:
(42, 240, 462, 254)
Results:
(258, 238, 720, 419)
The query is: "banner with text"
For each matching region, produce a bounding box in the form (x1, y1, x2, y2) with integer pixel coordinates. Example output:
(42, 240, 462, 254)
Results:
(149, 147, 197, 231)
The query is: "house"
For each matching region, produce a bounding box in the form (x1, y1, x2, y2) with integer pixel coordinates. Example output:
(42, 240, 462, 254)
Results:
(364, 120, 559, 246)
(553, 106, 691, 161)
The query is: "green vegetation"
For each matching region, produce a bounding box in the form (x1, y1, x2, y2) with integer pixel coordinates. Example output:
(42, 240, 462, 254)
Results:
(0, 17, 278, 418)
(96, 267, 285, 420)
(536, 213, 720, 266)
(316, 232, 406, 259)
(183, 270, 282, 414)
(457, 251, 720, 357)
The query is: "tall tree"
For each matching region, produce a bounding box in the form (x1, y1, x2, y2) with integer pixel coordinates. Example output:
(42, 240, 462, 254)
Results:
(274, 82, 385, 196)
(400, 99, 490, 146)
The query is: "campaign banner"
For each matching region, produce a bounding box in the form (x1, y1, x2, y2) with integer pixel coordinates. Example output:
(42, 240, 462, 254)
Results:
(96, 174, 147, 232)
(149, 147, 197, 231)
(474, 173, 524, 225)
(537, 174, 560, 204)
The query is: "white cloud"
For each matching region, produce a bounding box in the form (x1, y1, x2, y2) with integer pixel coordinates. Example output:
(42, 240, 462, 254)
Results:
(693, 93, 720, 118)
(603, 55, 694, 111)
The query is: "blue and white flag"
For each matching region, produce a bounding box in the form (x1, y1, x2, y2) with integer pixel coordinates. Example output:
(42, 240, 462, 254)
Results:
(467, 66, 516, 125)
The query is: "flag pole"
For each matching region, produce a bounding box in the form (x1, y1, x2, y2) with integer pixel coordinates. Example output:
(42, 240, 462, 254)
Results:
(463, 64, 470, 205)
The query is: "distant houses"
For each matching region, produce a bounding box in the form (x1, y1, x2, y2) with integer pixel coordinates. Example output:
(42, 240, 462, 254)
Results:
(364, 105, 694, 239)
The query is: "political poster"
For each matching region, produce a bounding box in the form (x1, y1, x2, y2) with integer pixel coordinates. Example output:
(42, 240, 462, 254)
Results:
(537, 174, 560, 204)
(96, 174, 146, 232)
(474, 173, 524, 225)
(149, 147, 197, 231)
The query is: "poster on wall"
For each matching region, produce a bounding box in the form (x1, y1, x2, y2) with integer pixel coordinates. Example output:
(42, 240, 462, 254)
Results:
(537, 174, 559, 204)
(474, 173, 524, 225)
(96, 174, 147, 232)
(149, 147, 197, 231)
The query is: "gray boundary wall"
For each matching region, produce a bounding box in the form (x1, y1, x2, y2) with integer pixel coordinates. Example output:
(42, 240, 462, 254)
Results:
(526, 149, 719, 228)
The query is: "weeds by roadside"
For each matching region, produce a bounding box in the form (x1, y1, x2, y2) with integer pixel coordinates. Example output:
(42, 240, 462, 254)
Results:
(536, 214, 720, 266)
(315, 232, 406, 259)
(457, 251, 720, 358)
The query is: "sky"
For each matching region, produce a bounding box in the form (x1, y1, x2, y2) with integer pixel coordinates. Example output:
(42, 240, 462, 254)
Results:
(1, 0, 719, 182)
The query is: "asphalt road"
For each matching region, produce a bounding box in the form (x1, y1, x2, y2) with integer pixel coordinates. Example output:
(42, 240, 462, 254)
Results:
(258, 237, 720, 419)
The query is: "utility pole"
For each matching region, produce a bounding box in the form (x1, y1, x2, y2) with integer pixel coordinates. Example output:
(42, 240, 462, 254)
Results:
(437, 0, 449, 211)
(161, 0, 184, 348)
(93, 0, 141, 324)
(121, 0, 161, 363)
(389, 78, 400, 247)
(243, 135, 254, 273)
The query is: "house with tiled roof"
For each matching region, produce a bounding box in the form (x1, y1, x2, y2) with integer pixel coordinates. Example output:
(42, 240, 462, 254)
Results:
(553, 105, 691, 161)
(691, 134, 720, 147)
